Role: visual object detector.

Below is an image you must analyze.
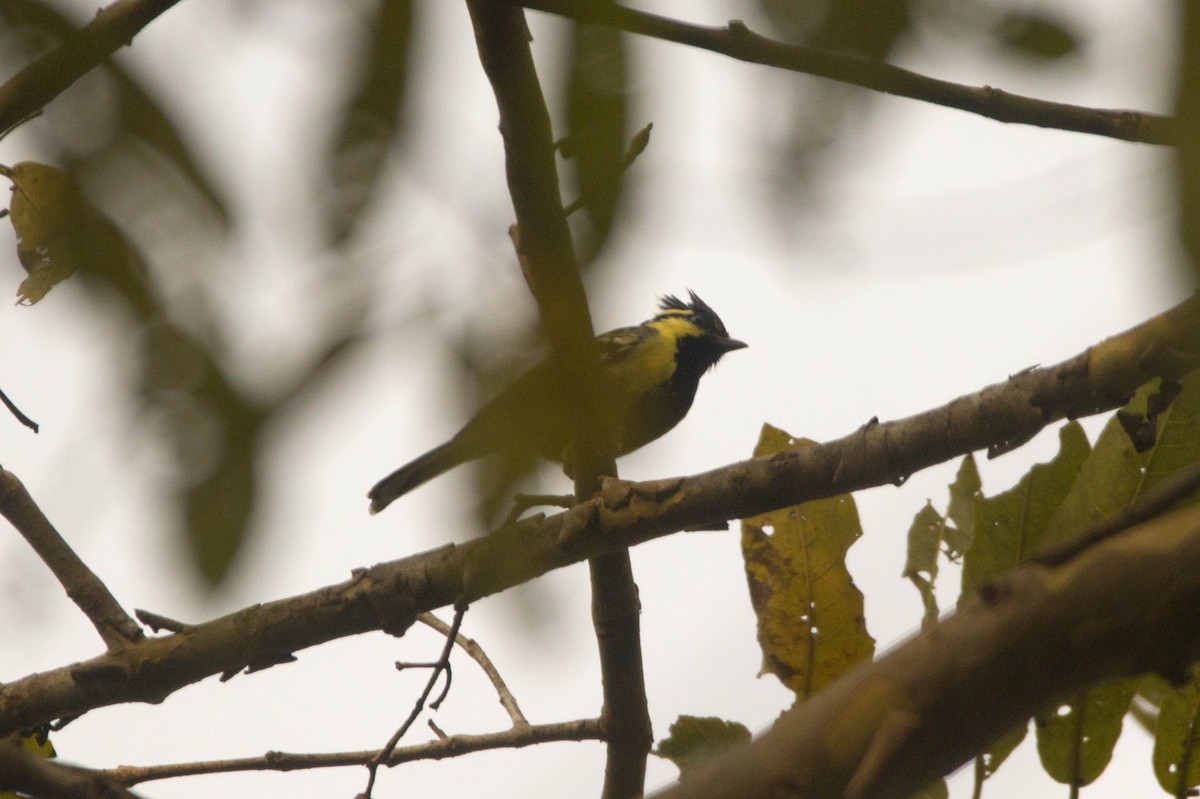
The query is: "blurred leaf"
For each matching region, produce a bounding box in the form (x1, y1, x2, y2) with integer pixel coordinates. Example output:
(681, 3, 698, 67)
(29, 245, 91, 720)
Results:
(961, 421, 1090, 594)
(328, 0, 413, 245)
(1151, 672, 1200, 796)
(141, 321, 266, 585)
(758, 0, 907, 58)
(1036, 682, 1137, 787)
(944, 454, 981, 558)
(0, 0, 229, 224)
(2, 160, 142, 305)
(565, 21, 627, 262)
(742, 424, 875, 699)
(901, 500, 944, 629)
(994, 10, 1081, 61)
(654, 716, 751, 776)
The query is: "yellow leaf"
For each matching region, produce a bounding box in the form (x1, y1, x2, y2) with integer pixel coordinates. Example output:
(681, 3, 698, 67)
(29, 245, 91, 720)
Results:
(741, 423, 875, 699)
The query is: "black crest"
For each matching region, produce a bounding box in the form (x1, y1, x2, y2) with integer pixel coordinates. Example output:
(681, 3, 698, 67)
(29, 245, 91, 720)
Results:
(657, 290, 730, 338)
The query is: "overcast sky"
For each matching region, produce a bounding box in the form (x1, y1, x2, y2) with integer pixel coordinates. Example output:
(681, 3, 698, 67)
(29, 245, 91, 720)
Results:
(0, 0, 1189, 797)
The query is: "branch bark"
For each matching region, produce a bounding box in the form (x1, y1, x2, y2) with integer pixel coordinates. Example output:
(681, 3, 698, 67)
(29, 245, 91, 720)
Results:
(102, 719, 603, 786)
(0, 469, 142, 649)
(0, 0, 184, 138)
(651, 503, 1200, 799)
(466, 3, 651, 796)
(0, 293, 1196, 738)
(509, 0, 1173, 145)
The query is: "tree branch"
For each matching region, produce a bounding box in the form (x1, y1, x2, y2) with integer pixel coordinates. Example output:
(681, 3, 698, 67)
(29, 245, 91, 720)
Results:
(419, 612, 529, 726)
(0, 0, 184, 139)
(0, 469, 142, 649)
(102, 718, 604, 786)
(1, 294, 1196, 737)
(465, 4, 651, 796)
(652, 503, 1200, 799)
(510, 0, 1173, 145)
(0, 734, 141, 799)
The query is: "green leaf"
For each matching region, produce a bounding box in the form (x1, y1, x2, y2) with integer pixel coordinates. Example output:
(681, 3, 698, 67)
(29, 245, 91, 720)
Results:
(654, 716, 751, 776)
(961, 421, 1090, 594)
(1036, 681, 1137, 786)
(977, 724, 1030, 782)
(1142, 370, 1200, 499)
(742, 424, 875, 699)
(909, 777, 948, 799)
(1152, 673, 1200, 796)
(945, 454, 981, 558)
(902, 501, 944, 629)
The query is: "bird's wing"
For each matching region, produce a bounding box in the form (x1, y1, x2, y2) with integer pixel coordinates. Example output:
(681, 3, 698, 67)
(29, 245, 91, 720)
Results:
(596, 325, 654, 364)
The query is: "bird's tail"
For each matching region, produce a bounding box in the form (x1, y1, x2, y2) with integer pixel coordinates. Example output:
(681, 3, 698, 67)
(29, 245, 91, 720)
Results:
(368, 440, 470, 514)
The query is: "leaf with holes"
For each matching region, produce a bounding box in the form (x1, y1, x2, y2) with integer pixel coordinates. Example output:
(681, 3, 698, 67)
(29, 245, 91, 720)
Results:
(741, 423, 874, 699)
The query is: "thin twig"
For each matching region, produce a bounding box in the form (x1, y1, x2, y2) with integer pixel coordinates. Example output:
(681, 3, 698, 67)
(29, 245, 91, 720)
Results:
(0, 469, 141, 648)
(103, 718, 605, 786)
(0, 386, 38, 432)
(363, 604, 467, 798)
(563, 122, 652, 217)
(419, 612, 529, 726)
(511, 0, 1173, 145)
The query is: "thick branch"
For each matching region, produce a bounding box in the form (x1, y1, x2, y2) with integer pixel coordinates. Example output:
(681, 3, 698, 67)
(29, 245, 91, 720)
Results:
(1, 294, 1196, 736)
(651, 504, 1200, 799)
(466, 4, 651, 797)
(0, 469, 142, 649)
(511, 0, 1173, 145)
(0, 0, 183, 138)
(102, 719, 604, 786)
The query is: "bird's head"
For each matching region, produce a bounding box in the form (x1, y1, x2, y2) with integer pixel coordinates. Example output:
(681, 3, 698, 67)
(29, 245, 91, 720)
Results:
(652, 290, 747, 373)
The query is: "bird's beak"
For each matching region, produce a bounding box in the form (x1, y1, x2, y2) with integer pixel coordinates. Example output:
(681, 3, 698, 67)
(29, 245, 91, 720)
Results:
(717, 337, 748, 353)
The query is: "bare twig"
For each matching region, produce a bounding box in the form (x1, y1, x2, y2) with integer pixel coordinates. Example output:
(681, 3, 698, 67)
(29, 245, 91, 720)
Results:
(0, 734, 142, 799)
(0, 385, 38, 432)
(103, 718, 604, 786)
(0, 469, 141, 649)
(511, 0, 1173, 145)
(0, 0, 185, 138)
(363, 605, 467, 798)
(563, 122, 653, 217)
(419, 612, 529, 726)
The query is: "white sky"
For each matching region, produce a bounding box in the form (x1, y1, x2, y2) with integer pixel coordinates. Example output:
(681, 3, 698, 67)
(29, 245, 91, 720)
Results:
(0, 0, 1190, 797)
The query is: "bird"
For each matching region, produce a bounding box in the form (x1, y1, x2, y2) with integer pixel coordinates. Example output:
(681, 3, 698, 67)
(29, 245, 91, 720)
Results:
(368, 291, 746, 514)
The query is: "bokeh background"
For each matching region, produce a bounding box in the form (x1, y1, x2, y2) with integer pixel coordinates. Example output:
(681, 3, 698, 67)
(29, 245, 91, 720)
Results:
(0, 0, 1188, 796)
